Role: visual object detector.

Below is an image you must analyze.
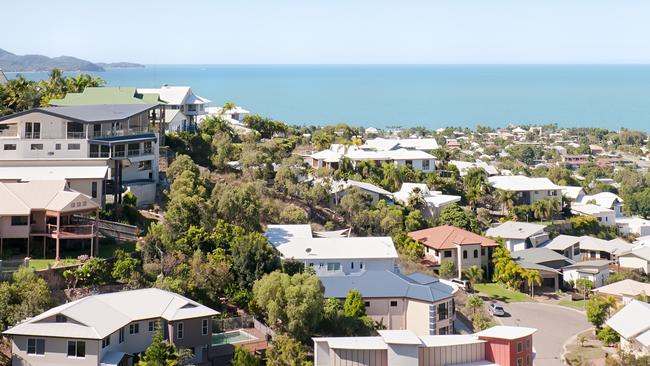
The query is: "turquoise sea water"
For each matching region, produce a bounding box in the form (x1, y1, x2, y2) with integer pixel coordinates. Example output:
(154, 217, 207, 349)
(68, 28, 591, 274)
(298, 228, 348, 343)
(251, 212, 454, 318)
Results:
(7, 65, 650, 131)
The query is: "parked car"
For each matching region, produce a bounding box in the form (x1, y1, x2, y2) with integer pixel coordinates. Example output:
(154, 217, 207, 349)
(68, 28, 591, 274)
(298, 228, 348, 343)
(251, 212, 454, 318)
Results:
(488, 303, 505, 316)
(451, 279, 472, 291)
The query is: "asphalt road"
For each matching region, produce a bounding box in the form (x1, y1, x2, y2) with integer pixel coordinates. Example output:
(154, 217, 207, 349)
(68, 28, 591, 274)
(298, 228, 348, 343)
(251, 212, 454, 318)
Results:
(494, 302, 591, 366)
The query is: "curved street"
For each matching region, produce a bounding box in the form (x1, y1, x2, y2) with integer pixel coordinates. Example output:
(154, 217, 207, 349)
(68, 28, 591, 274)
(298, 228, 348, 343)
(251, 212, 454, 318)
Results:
(494, 302, 591, 366)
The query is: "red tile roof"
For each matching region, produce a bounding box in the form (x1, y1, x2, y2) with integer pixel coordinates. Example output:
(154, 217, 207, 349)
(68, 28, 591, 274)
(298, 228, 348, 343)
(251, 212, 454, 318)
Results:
(408, 225, 498, 250)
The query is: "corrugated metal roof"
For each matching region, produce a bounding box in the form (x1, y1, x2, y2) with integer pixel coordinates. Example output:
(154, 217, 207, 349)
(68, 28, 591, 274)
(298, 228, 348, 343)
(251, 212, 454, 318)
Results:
(49, 87, 164, 106)
(0, 104, 159, 123)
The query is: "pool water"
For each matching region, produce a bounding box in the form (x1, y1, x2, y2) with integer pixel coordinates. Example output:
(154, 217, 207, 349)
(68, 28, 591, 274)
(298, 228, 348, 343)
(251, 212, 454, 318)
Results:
(212, 330, 255, 345)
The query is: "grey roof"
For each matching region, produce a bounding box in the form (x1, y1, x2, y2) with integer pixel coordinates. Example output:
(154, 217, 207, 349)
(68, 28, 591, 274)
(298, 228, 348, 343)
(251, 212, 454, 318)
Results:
(321, 270, 454, 303)
(544, 235, 581, 251)
(0, 104, 159, 123)
(485, 221, 546, 240)
(563, 260, 610, 269)
(516, 261, 561, 274)
(512, 248, 574, 267)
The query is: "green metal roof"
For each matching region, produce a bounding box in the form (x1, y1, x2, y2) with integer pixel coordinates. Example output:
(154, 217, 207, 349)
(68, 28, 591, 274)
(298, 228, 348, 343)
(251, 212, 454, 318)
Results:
(49, 87, 166, 106)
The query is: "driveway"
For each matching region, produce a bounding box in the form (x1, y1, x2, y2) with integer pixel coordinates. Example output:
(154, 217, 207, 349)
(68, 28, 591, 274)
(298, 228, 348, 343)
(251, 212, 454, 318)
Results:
(494, 302, 591, 366)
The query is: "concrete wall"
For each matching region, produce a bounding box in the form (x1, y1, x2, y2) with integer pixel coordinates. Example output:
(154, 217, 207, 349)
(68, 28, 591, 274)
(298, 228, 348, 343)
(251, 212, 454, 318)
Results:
(11, 335, 100, 366)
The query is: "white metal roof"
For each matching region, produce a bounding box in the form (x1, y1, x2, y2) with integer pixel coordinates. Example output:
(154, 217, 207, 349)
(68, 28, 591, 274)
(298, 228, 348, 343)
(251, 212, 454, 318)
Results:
(579, 192, 623, 209)
(544, 235, 580, 251)
(275, 236, 398, 260)
(4, 288, 219, 339)
(488, 175, 561, 192)
(419, 334, 484, 347)
(265, 224, 313, 246)
(449, 160, 500, 176)
(578, 236, 634, 255)
(137, 85, 210, 105)
(594, 279, 650, 298)
(560, 186, 585, 201)
(475, 326, 537, 340)
(314, 336, 388, 350)
(378, 330, 423, 345)
(606, 300, 650, 339)
(0, 165, 109, 181)
(572, 203, 614, 215)
(619, 247, 650, 261)
(486, 221, 546, 240)
(330, 179, 393, 197)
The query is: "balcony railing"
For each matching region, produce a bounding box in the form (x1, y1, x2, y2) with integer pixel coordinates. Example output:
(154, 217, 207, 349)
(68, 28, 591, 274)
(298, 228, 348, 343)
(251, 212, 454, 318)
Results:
(113, 150, 126, 158)
(143, 146, 152, 154)
(67, 131, 85, 139)
(25, 132, 40, 139)
(89, 152, 110, 158)
(127, 149, 140, 157)
(45, 224, 96, 237)
(91, 127, 152, 138)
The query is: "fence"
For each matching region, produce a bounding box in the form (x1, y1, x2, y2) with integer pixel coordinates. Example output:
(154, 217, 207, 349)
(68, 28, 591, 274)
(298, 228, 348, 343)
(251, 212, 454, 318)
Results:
(72, 216, 140, 242)
(213, 315, 276, 339)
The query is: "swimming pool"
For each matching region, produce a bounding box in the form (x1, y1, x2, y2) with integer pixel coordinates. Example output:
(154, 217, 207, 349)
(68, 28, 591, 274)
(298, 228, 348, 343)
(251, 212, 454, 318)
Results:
(211, 330, 256, 345)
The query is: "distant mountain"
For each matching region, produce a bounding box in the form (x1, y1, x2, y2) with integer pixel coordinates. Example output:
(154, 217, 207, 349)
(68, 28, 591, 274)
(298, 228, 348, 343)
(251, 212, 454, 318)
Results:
(0, 48, 144, 72)
(96, 62, 145, 69)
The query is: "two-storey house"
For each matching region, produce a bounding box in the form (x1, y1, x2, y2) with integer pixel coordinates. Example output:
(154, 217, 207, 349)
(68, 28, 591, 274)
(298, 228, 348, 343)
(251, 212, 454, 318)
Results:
(488, 175, 562, 206)
(0, 104, 163, 206)
(3, 288, 219, 366)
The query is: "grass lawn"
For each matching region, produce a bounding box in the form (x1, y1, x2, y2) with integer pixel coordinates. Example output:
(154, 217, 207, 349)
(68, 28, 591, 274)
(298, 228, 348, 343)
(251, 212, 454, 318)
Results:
(29, 258, 80, 270)
(473, 283, 531, 303)
(558, 299, 587, 311)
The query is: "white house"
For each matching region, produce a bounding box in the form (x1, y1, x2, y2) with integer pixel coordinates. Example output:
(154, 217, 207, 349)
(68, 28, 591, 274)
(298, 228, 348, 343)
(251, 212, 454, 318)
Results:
(359, 137, 439, 153)
(594, 279, 650, 304)
(3, 288, 219, 366)
(265, 224, 398, 276)
(617, 216, 650, 237)
(330, 179, 393, 205)
(543, 234, 582, 261)
(0, 104, 162, 207)
(560, 186, 585, 202)
(392, 183, 461, 219)
(485, 221, 549, 252)
(307, 142, 436, 172)
(137, 85, 210, 132)
(562, 260, 610, 288)
(571, 203, 616, 226)
(488, 176, 562, 205)
(579, 192, 624, 217)
(607, 300, 650, 356)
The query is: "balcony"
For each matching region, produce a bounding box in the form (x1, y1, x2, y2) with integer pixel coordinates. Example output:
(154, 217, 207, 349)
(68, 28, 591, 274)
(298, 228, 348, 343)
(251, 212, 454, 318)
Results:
(67, 131, 85, 139)
(127, 148, 140, 157)
(25, 131, 41, 139)
(89, 151, 110, 158)
(31, 224, 96, 239)
(91, 127, 152, 138)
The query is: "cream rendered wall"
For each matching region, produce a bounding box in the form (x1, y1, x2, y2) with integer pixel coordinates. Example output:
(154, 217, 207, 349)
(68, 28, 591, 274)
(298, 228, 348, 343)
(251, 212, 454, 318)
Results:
(404, 300, 430, 336)
(619, 256, 650, 274)
(365, 298, 406, 330)
(0, 216, 30, 238)
(529, 189, 561, 204)
(457, 244, 482, 277)
(11, 335, 100, 366)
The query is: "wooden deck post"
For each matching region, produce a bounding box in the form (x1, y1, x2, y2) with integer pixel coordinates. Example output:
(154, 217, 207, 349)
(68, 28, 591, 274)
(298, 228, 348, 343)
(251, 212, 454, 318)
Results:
(55, 213, 61, 262)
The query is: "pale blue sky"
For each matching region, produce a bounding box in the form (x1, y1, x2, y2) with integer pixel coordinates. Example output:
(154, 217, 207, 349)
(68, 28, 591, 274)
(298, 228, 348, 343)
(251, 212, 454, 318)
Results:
(4, 0, 650, 64)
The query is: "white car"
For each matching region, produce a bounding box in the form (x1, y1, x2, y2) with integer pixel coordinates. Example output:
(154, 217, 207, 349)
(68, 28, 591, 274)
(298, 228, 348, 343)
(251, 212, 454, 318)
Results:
(488, 303, 505, 316)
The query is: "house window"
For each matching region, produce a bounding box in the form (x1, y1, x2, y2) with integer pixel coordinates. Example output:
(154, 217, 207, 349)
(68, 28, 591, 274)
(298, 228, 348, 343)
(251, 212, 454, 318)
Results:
(481, 248, 485, 256)
(27, 338, 45, 355)
(526, 354, 531, 365)
(3, 144, 16, 150)
(129, 323, 139, 334)
(92, 182, 98, 198)
(177, 323, 184, 339)
(11, 216, 28, 226)
(473, 249, 478, 258)
(67, 121, 84, 138)
(390, 301, 398, 307)
(423, 159, 430, 170)
(67, 341, 85, 358)
(437, 303, 448, 320)
(444, 250, 452, 258)
(148, 321, 159, 332)
(405, 160, 413, 167)
(463, 250, 468, 259)
(202, 319, 209, 335)
(517, 341, 523, 353)
(30, 144, 43, 150)
(56, 315, 67, 323)
(360, 262, 364, 269)
(119, 328, 124, 343)
(102, 336, 110, 348)
(138, 160, 152, 171)
(327, 262, 341, 271)
(55, 143, 61, 150)
(351, 262, 354, 269)
(68, 143, 81, 150)
(364, 301, 370, 307)
(25, 122, 41, 139)
(526, 338, 530, 349)
(517, 358, 523, 366)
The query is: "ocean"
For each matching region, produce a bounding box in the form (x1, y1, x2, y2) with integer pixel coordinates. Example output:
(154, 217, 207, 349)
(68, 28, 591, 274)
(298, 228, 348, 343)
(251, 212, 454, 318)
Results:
(7, 64, 650, 131)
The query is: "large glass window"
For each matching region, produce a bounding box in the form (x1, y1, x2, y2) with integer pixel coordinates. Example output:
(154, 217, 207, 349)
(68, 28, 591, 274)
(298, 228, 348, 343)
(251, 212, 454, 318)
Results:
(177, 323, 184, 339)
(11, 216, 28, 226)
(423, 159, 430, 170)
(119, 328, 124, 343)
(67, 341, 85, 358)
(3, 144, 16, 150)
(66, 122, 84, 139)
(27, 338, 45, 355)
(327, 262, 341, 271)
(129, 323, 139, 334)
(25, 122, 41, 139)
(102, 336, 110, 348)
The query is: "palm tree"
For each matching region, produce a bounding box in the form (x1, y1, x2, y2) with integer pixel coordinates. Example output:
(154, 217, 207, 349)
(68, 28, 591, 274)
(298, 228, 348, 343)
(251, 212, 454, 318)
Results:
(548, 198, 562, 223)
(463, 265, 484, 293)
(532, 200, 545, 222)
(463, 168, 488, 211)
(522, 269, 542, 297)
(222, 101, 236, 112)
(407, 187, 426, 210)
(494, 189, 516, 216)
(466, 295, 484, 316)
